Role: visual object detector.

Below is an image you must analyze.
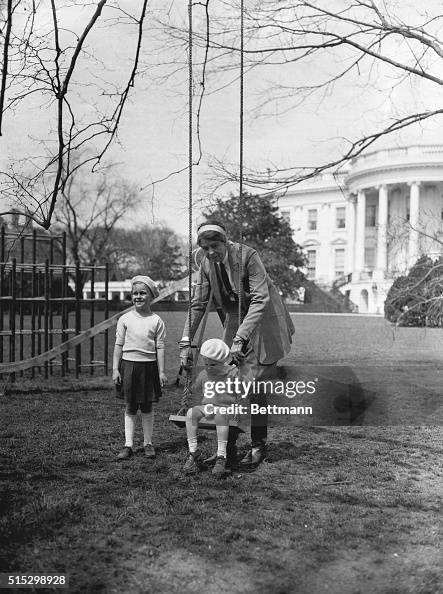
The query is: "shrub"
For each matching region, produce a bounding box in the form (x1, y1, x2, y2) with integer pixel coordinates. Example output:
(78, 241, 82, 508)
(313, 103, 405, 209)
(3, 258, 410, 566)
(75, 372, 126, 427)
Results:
(384, 256, 443, 326)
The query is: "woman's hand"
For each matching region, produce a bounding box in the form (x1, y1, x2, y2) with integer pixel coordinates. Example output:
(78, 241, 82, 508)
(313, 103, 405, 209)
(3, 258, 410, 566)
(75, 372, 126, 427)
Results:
(178, 339, 192, 370)
(112, 369, 121, 384)
(230, 337, 246, 364)
(159, 372, 168, 386)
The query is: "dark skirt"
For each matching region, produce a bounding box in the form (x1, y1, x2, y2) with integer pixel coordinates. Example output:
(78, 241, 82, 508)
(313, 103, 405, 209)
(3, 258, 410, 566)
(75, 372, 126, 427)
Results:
(116, 360, 162, 409)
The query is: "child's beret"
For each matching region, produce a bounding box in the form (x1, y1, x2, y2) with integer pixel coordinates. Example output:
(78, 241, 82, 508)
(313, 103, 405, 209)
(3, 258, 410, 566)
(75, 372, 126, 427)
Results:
(200, 338, 231, 362)
(131, 275, 159, 299)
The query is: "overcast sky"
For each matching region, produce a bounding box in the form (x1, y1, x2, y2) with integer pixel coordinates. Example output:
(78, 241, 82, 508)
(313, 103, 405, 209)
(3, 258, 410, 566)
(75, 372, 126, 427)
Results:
(2, 0, 443, 238)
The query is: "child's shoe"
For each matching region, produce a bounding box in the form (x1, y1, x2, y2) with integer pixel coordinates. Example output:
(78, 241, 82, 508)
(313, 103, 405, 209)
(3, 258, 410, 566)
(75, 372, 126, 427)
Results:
(117, 446, 133, 460)
(183, 449, 202, 474)
(144, 444, 156, 458)
(212, 456, 227, 477)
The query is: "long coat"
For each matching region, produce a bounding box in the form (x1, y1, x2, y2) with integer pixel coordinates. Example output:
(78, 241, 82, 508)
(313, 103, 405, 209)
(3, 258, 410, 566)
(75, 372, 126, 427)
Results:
(184, 241, 294, 364)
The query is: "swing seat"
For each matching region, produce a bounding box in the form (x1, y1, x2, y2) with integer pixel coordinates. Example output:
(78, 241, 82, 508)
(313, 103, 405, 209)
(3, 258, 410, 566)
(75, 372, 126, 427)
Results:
(168, 413, 244, 435)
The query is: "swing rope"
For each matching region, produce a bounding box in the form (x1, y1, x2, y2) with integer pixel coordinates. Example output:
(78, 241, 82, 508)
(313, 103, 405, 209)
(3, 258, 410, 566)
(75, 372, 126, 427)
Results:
(172, 0, 246, 430)
(181, 0, 194, 413)
(238, 0, 244, 324)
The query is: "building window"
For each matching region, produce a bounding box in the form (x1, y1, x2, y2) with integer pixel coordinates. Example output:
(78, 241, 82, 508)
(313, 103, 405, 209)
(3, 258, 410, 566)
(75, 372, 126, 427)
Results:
(364, 247, 376, 269)
(280, 210, 291, 224)
(336, 207, 346, 229)
(334, 248, 345, 277)
(307, 250, 317, 279)
(365, 204, 376, 227)
(307, 209, 317, 231)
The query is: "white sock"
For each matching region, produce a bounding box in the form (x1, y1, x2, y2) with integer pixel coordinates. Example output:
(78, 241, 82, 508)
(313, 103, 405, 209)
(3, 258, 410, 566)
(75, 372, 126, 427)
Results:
(141, 411, 154, 446)
(217, 440, 228, 458)
(187, 437, 198, 453)
(124, 413, 136, 448)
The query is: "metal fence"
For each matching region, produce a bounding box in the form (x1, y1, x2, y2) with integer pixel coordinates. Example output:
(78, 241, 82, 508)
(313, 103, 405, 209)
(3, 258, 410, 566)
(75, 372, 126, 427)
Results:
(0, 226, 110, 382)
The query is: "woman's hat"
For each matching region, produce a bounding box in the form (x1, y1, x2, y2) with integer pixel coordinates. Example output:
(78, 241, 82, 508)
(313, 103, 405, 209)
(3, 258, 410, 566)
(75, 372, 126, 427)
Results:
(131, 275, 159, 299)
(200, 338, 231, 362)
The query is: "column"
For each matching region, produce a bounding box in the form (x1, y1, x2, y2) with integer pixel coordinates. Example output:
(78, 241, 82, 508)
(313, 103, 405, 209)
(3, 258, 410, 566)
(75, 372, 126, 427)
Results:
(346, 195, 356, 275)
(376, 184, 388, 275)
(408, 181, 420, 266)
(320, 202, 331, 283)
(355, 189, 366, 278)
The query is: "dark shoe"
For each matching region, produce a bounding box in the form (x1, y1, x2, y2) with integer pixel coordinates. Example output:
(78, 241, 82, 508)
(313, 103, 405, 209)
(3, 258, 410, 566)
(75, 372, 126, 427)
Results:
(117, 446, 133, 460)
(212, 456, 227, 477)
(183, 450, 202, 474)
(239, 446, 266, 466)
(144, 444, 156, 459)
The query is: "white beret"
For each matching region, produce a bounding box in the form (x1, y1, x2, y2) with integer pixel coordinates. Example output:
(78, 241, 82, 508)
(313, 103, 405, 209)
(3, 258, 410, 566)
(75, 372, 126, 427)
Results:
(200, 338, 231, 362)
(131, 275, 159, 299)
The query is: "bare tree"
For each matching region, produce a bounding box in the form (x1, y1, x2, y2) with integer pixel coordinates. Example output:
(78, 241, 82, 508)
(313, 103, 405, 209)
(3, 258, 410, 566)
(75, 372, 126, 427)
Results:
(149, 1, 443, 194)
(53, 166, 139, 283)
(112, 225, 185, 282)
(0, 0, 148, 229)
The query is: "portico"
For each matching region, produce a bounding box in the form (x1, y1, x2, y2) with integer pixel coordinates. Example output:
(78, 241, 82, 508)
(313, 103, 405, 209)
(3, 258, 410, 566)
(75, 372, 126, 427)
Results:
(348, 180, 422, 281)
(277, 145, 443, 314)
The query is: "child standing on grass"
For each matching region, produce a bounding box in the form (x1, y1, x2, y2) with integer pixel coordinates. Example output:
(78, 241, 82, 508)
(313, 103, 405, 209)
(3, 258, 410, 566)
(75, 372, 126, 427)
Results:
(183, 338, 248, 477)
(113, 275, 167, 460)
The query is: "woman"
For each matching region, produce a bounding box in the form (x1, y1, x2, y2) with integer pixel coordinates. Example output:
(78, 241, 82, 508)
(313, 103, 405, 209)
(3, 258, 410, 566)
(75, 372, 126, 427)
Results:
(179, 219, 294, 466)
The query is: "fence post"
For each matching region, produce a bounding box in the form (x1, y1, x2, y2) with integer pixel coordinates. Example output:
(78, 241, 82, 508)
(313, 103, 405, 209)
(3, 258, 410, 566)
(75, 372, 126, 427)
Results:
(61, 233, 67, 375)
(19, 237, 25, 377)
(0, 226, 5, 376)
(31, 229, 37, 377)
(90, 267, 95, 375)
(104, 263, 109, 376)
(75, 261, 81, 378)
(44, 259, 50, 379)
(49, 238, 54, 375)
(10, 259, 16, 383)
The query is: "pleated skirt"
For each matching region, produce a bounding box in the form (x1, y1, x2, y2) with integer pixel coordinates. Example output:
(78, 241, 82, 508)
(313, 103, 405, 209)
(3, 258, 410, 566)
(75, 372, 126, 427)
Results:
(116, 360, 162, 409)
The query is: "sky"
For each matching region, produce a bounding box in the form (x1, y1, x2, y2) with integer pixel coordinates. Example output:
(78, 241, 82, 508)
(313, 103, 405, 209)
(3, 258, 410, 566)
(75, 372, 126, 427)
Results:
(2, 0, 443, 239)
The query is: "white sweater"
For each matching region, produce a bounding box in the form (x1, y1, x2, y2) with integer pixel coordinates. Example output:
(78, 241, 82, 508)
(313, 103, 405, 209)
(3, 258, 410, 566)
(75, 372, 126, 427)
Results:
(115, 310, 165, 362)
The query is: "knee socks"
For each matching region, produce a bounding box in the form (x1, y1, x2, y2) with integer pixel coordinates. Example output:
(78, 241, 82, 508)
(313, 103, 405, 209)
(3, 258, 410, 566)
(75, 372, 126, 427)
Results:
(124, 413, 136, 448)
(217, 440, 228, 458)
(124, 411, 154, 447)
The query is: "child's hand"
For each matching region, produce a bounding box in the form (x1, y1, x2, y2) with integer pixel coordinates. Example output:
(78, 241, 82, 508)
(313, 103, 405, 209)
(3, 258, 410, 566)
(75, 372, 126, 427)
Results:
(160, 372, 168, 386)
(112, 369, 121, 384)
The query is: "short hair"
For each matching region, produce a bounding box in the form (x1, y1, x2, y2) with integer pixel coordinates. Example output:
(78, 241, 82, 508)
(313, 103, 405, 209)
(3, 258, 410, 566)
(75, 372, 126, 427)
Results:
(197, 219, 227, 245)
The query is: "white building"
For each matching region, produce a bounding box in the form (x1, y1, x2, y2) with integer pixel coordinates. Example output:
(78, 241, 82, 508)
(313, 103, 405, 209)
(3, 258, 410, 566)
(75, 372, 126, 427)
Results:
(78, 279, 189, 302)
(278, 145, 443, 314)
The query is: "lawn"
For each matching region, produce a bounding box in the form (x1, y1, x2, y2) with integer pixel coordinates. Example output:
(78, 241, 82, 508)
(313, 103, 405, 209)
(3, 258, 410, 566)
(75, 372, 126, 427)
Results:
(0, 313, 442, 594)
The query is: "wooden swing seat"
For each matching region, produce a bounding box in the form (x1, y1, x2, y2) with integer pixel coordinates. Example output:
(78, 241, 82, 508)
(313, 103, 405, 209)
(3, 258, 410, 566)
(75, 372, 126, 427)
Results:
(168, 414, 244, 434)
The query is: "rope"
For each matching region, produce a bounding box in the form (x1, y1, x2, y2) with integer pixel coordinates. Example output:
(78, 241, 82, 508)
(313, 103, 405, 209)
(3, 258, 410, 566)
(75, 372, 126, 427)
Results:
(238, 0, 244, 324)
(188, 0, 193, 343)
(180, 0, 194, 414)
(233, 0, 245, 425)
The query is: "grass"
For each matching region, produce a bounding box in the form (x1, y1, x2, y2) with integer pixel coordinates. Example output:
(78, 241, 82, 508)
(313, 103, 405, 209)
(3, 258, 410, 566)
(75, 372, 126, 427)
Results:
(0, 313, 442, 593)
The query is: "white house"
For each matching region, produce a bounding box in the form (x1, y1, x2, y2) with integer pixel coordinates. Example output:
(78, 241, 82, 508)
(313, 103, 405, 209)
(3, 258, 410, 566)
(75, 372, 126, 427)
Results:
(79, 279, 189, 302)
(277, 145, 443, 314)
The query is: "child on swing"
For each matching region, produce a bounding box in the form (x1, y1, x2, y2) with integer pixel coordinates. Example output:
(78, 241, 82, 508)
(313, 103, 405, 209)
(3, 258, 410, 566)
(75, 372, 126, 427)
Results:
(183, 338, 249, 477)
(113, 275, 167, 460)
